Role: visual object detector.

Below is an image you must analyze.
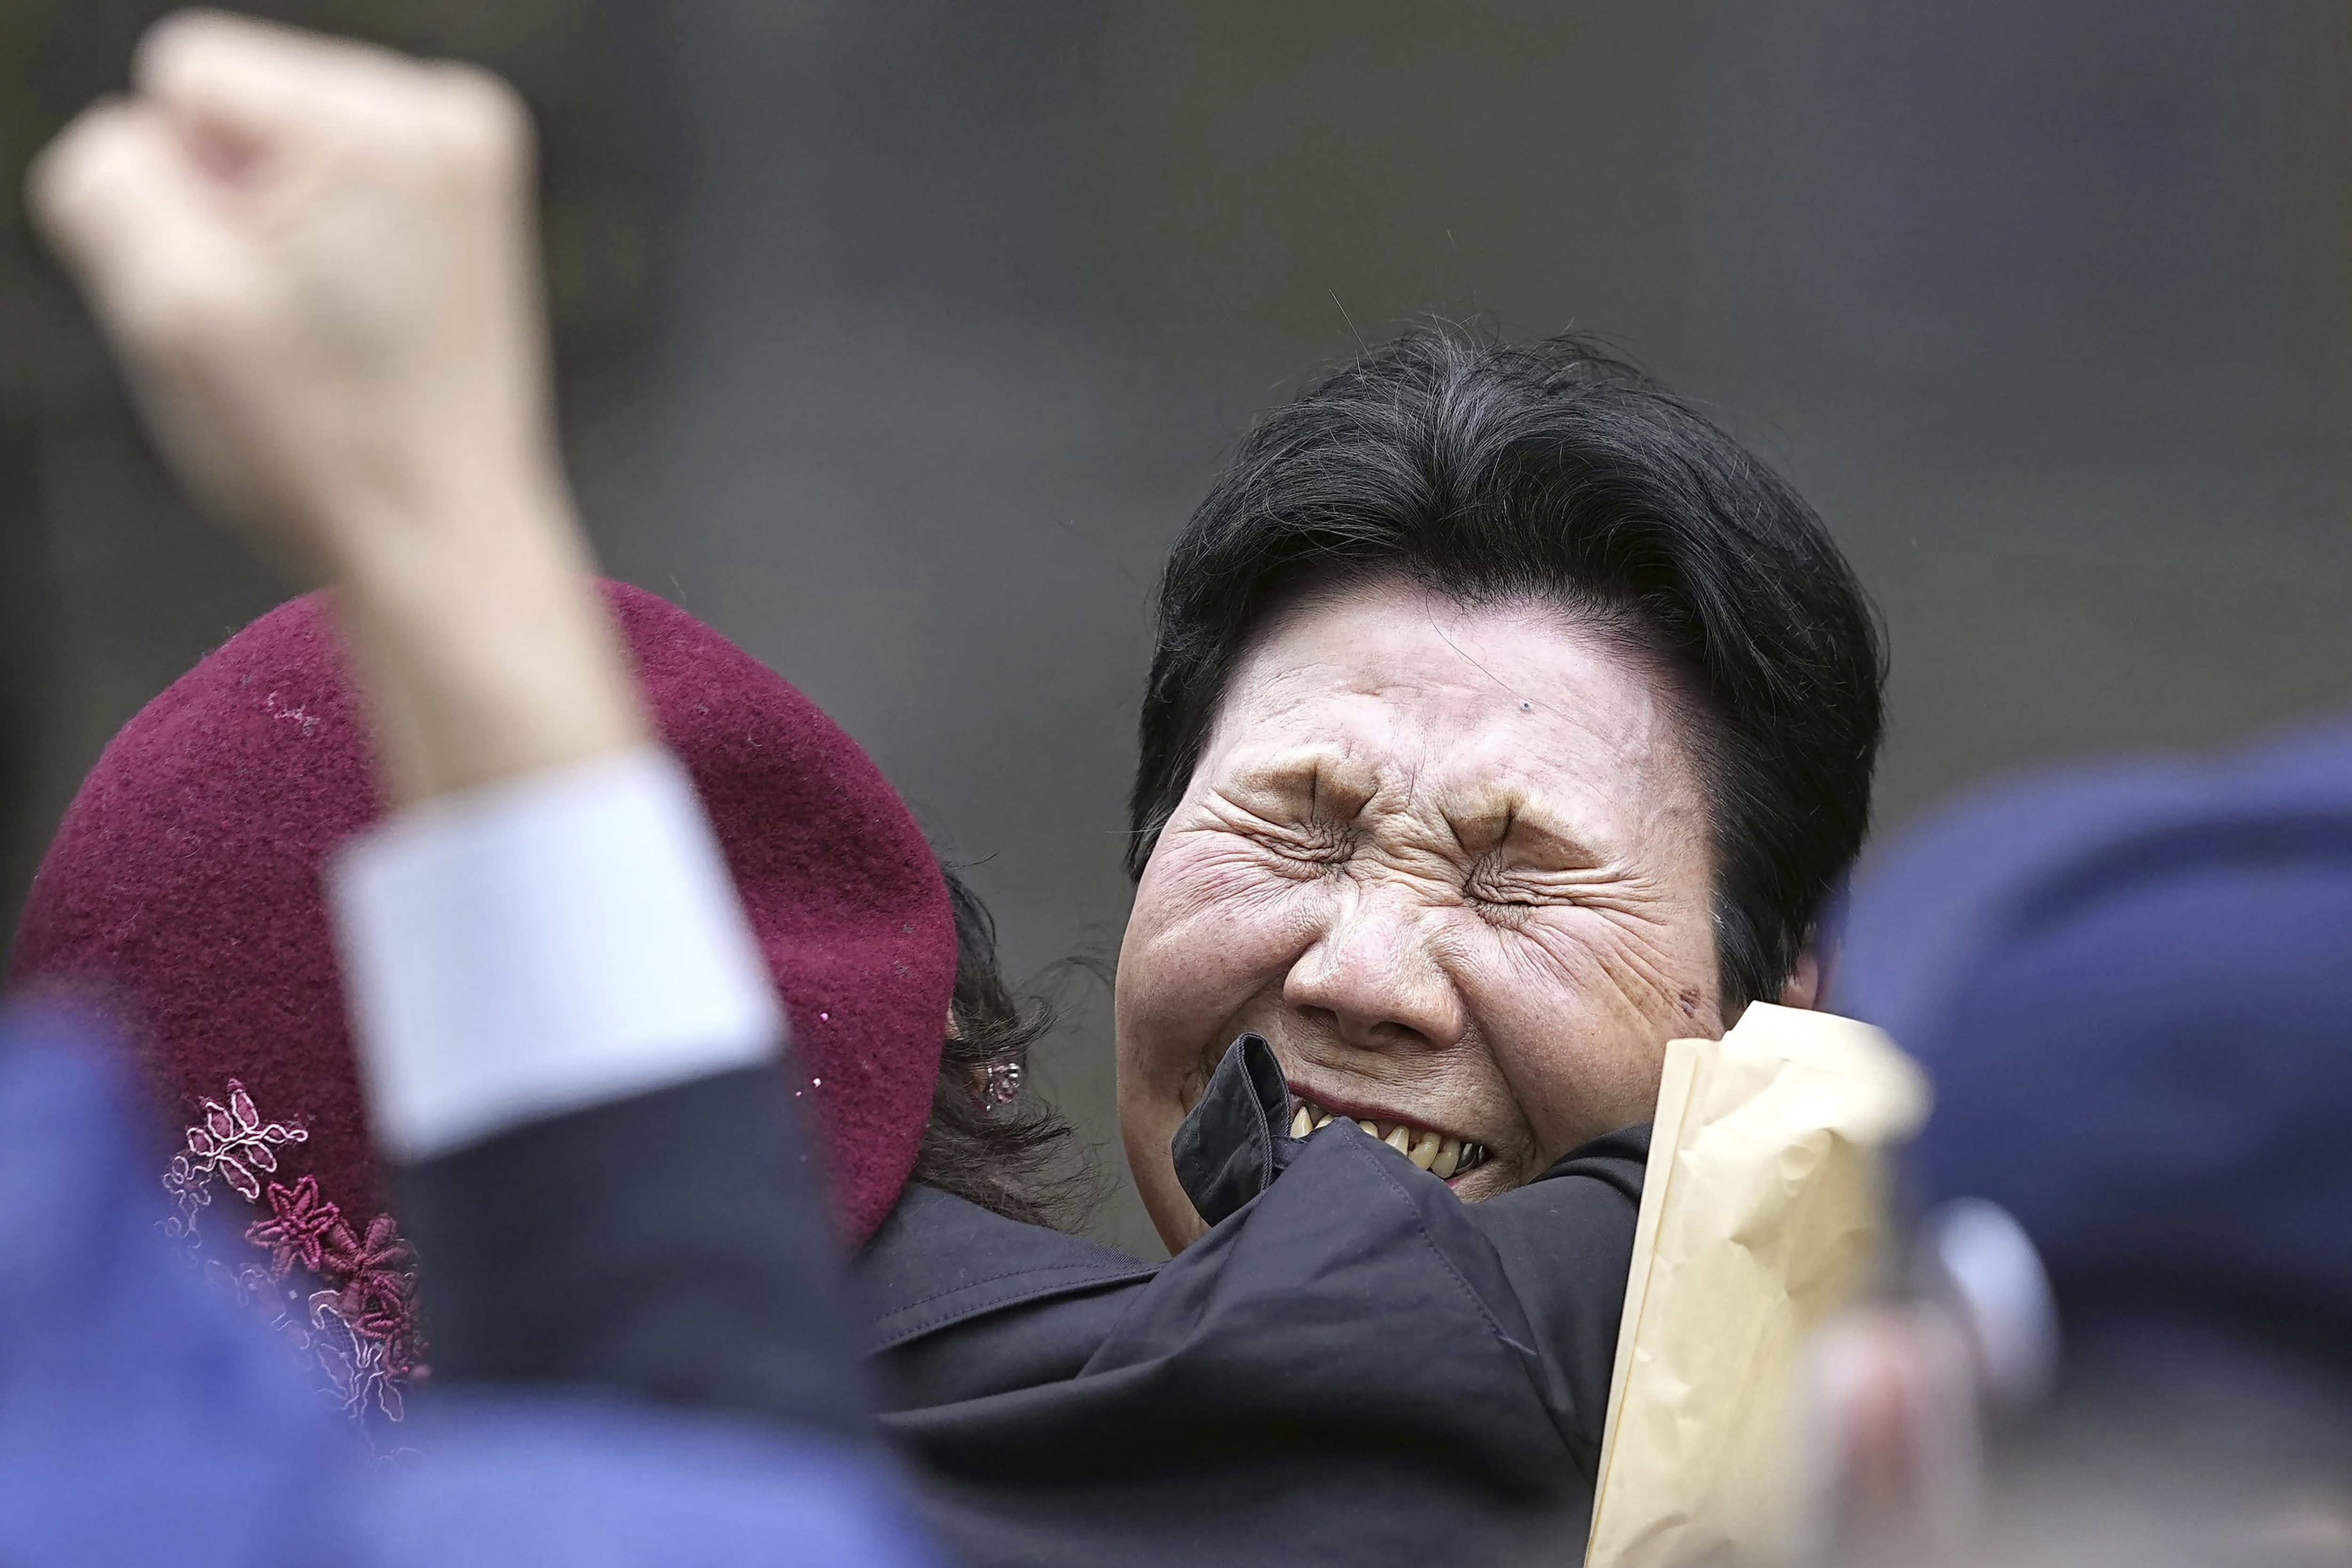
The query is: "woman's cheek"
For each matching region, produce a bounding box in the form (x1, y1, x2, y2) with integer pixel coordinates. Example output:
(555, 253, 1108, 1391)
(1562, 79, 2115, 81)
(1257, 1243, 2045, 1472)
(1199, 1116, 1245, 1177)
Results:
(1469, 915, 1692, 1155)
(1120, 836, 1319, 1084)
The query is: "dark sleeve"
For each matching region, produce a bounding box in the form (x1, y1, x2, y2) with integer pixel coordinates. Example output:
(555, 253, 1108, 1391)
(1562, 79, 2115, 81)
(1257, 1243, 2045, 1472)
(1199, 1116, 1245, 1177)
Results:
(1169, 1035, 1648, 1469)
(393, 1065, 869, 1440)
(865, 1039, 1646, 1568)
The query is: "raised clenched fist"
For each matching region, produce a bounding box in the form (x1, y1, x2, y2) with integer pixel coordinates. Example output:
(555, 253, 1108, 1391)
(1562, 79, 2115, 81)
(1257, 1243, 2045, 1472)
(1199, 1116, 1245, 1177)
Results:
(27, 10, 645, 803)
(26, 9, 564, 577)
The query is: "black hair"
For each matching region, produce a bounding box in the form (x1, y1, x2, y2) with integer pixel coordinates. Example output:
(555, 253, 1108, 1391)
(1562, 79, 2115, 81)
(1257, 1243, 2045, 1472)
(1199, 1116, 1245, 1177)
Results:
(909, 866, 1102, 1230)
(1126, 325, 1886, 1010)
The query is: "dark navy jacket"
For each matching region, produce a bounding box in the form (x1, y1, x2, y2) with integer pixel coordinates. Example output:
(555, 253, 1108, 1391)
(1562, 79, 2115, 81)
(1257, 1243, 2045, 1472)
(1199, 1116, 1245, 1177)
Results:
(400, 1029, 1645, 1565)
(857, 1036, 1649, 1568)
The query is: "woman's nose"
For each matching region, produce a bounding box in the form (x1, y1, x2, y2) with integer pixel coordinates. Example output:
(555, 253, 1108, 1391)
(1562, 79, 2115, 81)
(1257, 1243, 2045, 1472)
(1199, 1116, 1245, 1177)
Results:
(1281, 884, 1466, 1053)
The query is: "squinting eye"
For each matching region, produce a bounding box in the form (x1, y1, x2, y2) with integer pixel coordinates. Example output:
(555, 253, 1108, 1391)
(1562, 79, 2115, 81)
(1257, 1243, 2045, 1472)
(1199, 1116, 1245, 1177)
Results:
(1464, 856, 1541, 910)
(1247, 821, 1349, 867)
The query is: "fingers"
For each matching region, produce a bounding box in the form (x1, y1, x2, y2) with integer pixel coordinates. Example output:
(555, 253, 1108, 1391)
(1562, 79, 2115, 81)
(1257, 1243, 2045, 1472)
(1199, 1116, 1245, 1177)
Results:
(25, 5, 560, 565)
(135, 8, 533, 184)
(24, 96, 248, 350)
(134, 8, 406, 151)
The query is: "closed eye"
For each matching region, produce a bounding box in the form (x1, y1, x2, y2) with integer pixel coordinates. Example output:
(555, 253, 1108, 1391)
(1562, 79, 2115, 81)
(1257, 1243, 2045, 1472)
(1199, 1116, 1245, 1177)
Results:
(1464, 854, 1583, 916)
(1199, 791, 1353, 872)
(1244, 820, 1351, 869)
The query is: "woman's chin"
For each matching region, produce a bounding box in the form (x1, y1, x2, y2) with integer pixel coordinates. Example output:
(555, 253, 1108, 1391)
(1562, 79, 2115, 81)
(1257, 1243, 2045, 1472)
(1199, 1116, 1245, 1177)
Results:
(1443, 1162, 1520, 1203)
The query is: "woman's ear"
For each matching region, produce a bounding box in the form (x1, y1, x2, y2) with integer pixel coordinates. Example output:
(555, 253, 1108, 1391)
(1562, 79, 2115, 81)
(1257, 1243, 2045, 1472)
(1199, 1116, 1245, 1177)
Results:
(1778, 944, 1821, 1010)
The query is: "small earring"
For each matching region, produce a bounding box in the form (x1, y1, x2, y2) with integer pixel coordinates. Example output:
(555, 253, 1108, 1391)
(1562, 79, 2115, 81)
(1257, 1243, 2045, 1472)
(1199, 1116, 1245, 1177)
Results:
(979, 1059, 1025, 1110)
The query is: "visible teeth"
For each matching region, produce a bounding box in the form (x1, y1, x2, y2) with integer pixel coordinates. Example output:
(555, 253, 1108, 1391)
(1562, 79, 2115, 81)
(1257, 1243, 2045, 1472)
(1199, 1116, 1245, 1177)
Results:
(1288, 1097, 1474, 1177)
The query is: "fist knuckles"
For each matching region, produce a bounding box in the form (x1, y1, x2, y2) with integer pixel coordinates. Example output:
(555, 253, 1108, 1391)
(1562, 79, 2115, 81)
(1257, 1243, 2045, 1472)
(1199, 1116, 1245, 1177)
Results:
(23, 9, 556, 559)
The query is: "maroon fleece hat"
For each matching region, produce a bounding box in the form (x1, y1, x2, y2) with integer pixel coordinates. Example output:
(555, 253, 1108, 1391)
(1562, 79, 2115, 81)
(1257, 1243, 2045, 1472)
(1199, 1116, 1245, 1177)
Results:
(9, 582, 955, 1264)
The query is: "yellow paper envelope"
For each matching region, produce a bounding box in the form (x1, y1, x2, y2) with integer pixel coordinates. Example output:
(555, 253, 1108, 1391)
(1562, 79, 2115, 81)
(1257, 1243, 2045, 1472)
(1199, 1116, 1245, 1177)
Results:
(1585, 1004, 1930, 1567)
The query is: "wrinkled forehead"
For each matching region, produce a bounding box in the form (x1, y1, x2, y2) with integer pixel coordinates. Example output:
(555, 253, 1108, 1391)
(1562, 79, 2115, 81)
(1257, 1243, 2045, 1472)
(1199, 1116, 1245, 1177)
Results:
(1201, 581, 1708, 833)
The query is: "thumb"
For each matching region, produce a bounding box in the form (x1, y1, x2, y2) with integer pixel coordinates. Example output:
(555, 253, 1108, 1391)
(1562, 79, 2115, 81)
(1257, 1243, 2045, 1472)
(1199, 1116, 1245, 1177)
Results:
(25, 95, 255, 355)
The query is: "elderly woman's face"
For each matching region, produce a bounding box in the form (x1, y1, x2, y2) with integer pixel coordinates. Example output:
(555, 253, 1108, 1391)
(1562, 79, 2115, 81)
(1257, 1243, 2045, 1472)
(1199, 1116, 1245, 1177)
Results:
(1115, 580, 1726, 1251)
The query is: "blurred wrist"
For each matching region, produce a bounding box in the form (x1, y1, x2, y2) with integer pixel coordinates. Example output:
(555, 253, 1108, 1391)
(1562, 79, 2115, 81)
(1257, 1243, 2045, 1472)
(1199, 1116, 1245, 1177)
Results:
(327, 480, 647, 803)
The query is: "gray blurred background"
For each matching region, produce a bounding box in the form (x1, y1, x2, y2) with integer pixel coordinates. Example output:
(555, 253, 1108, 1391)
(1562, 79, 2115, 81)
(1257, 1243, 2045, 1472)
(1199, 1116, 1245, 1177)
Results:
(7, 1, 2350, 1256)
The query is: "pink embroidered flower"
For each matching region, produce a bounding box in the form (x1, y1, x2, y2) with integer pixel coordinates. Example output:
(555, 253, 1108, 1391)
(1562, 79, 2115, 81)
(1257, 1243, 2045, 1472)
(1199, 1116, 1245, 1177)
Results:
(320, 1213, 418, 1345)
(333, 1271, 414, 1349)
(163, 1079, 424, 1434)
(245, 1175, 344, 1279)
(320, 1211, 412, 1283)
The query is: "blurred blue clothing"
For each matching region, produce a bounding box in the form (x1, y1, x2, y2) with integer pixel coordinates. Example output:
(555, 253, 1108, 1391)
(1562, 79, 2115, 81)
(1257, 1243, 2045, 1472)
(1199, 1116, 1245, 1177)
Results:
(0, 1003, 945, 1568)
(1826, 717, 2352, 1363)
